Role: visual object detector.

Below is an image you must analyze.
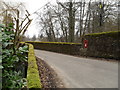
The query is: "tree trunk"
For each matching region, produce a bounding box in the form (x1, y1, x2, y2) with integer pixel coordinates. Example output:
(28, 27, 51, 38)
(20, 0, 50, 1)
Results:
(68, 2, 75, 42)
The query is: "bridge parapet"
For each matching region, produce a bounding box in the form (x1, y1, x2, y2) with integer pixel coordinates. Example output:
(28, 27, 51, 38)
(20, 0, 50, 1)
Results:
(26, 41, 82, 55)
(26, 31, 120, 60)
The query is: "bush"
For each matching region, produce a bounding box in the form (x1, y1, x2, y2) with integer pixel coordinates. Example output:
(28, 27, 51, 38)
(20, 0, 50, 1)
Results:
(2, 24, 28, 88)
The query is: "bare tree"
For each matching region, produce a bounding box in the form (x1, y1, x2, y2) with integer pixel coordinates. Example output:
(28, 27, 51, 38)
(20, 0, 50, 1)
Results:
(54, 3, 68, 42)
(36, 0, 118, 43)
(36, 3, 57, 42)
(31, 35, 36, 41)
(57, 0, 81, 42)
(88, 0, 118, 33)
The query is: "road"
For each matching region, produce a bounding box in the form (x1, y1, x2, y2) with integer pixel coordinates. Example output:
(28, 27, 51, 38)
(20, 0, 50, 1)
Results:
(35, 49, 118, 88)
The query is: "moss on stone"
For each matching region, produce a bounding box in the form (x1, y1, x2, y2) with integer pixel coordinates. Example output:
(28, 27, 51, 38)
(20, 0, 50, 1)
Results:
(85, 31, 120, 37)
(26, 41, 81, 45)
(27, 44, 42, 88)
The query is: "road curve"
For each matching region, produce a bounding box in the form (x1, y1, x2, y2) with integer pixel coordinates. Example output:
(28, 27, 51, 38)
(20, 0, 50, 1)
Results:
(35, 49, 118, 88)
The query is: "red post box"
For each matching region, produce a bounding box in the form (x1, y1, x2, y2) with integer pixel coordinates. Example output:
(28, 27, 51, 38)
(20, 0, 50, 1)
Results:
(84, 40, 88, 48)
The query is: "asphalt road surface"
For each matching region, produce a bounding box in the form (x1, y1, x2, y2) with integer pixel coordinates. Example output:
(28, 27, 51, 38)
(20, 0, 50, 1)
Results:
(35, 49, 118, 88)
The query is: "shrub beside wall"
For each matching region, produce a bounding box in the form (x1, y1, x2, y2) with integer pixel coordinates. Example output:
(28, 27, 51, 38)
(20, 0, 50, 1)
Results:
(81, 31, 120, 60)
(26, 42, 82, 55)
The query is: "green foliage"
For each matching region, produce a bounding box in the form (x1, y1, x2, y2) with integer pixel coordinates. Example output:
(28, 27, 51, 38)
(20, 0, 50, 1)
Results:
(2, 24, 28, 88)
(3, 70, 26, 88)
(0, 26, 2, 70)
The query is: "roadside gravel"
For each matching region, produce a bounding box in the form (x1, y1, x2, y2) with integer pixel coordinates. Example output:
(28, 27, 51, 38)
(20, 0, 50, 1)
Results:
(36, 57, 65, 88)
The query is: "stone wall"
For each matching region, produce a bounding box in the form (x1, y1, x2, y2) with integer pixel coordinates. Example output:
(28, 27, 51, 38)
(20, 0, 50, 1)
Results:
(26, 43, 42, 88)
(26, 42, 82, 55)
(81, 31, 120, 60)
(26, 31, 120, 60)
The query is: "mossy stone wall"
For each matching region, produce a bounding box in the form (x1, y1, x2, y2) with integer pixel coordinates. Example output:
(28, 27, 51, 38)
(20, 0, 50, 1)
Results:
(26, 42, 82, 55)
(81, 31, 120, 59)
(26, 43, 42, 88)
(26, 31, 120, 60)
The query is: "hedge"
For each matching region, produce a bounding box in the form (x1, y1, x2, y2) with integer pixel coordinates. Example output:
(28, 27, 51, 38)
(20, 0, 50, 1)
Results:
(26, 43, 42, 88)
